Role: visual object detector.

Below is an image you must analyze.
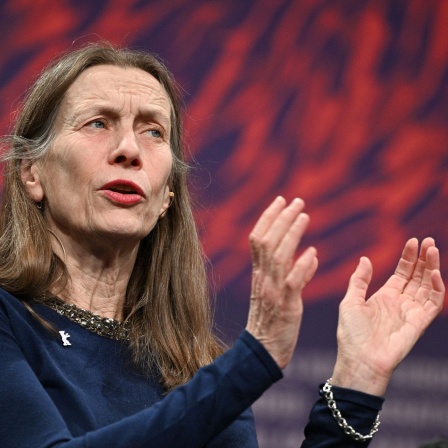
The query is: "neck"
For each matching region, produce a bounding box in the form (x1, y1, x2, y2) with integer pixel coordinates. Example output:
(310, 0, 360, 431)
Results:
(48, 230, 139, 321)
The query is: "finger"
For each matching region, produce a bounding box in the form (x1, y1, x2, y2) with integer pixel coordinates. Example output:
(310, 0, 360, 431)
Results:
(250, 197, 293, 276)
(421, 269, 445, 324)
(403, 237, 436, 298)
(413, 246, 440, 304)
(284, 247, 318, 304)
(256, 199, 305, 280)
(248, 197, 300, 324)
(428, 269, 445, 309)
(250, 196, 288, 243)
(259, 198, 305, 256)
(271, 213, 310, 283)
(342, 257, 373, 304)
(304, 252, 319, 285)
(420, 237, 437, 262)
(276, 213, 310, 261)
(385, 238, 418, 292)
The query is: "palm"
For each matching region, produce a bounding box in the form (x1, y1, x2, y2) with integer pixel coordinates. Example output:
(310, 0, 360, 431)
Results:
(334, 238, 445, 394)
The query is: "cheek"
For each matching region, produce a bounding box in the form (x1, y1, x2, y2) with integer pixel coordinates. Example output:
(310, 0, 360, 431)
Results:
(41, 156, 92, 206)
(146, 151, 173, 188)
(161, 150, 174, 180)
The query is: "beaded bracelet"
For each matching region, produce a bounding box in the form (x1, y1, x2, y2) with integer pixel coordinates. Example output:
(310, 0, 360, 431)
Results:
(322, 378, 381, 442)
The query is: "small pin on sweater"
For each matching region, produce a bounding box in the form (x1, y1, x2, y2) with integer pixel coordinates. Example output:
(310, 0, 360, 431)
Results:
(59, 330, 71, 346)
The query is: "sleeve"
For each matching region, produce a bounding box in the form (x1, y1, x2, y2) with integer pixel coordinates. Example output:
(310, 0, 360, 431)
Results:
(205, 407, 259, 448)
(301, 384, 384, 447)
(0, 317, 282, 448)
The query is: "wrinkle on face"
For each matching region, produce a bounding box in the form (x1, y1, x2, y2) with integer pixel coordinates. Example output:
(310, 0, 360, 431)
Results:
(37, 65, 173, 251)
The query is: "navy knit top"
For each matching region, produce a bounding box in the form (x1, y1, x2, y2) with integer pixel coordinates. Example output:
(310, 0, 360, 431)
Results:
(0, 288, 383, 447)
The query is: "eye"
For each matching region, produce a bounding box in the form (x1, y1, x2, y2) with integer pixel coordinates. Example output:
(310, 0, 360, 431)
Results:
(146, 129, 163, 140)
(87, 119, 106, 129)
(148, 129, 162, 138)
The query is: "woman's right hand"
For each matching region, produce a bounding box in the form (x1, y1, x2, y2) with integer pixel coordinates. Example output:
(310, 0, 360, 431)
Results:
(331, 237, 445, 396)
(245, 196, 318, 369)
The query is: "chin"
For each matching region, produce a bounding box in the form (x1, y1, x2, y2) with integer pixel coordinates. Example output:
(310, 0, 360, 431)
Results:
(103, 221, 154, 241)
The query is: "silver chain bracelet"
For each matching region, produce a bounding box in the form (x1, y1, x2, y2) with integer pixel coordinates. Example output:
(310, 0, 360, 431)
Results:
(322, 378, 380, 442)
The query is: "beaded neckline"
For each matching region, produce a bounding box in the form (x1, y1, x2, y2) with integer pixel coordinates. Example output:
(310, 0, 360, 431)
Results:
(45, 298, 130, 341)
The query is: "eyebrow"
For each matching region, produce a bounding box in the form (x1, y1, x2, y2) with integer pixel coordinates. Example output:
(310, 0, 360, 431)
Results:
(68, 105, 171, 129)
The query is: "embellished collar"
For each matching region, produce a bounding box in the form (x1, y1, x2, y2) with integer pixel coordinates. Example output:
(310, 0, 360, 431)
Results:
(45, 298, 130, 341)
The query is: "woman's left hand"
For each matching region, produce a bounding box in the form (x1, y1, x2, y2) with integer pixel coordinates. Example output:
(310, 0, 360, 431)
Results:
(246, 197, 318, 370)
(331, 237, 445, 396)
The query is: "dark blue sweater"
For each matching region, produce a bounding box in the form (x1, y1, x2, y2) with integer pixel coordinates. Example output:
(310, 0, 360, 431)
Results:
(0, 288, 383, 447)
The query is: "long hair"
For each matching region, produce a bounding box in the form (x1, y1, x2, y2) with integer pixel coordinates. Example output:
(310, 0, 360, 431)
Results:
(0, 43, 224, 390)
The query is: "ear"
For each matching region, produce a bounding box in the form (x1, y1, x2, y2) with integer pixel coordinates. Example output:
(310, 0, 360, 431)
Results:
(159, 185, 173, 218)
(20, 160, 45, 202)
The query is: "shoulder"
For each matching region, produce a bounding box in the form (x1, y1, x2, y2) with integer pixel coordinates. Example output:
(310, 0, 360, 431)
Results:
(0, 287, 20, 300)
(0, 288, 51, 347)
(0, 287, 36, 351)
(0, 287, 27, 317)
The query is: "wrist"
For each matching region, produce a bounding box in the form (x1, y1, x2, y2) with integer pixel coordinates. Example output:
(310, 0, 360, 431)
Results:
(322, 378, 381, 441)
(331, 355, 391, 397)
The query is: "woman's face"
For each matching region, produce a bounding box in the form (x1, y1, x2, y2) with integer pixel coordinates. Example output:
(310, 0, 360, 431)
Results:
(24, 64, 173, 247)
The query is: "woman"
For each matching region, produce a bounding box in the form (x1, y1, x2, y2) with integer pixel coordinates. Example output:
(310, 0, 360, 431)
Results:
(0, 43, 444, 447)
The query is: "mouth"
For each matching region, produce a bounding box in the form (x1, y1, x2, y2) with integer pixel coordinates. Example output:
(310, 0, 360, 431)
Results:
(101, 180, 145, 197)
(100, 180, 145, 205)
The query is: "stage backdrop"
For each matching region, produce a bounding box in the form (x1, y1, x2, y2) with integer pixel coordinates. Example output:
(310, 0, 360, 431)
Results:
(0, 0, 447, 446)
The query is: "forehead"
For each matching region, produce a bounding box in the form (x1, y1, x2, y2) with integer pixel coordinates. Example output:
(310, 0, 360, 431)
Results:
(59, 65, 172, 118)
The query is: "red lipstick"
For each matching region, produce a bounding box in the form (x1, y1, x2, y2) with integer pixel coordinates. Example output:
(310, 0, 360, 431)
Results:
(100, 180, 145, 205)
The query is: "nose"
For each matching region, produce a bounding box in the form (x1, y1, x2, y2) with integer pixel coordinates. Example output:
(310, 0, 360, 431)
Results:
(109, 129, 143, 169)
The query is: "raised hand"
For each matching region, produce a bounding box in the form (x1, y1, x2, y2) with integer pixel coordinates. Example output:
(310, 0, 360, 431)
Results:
(331, 237, 445, 396)
(246, 197, 318, 369)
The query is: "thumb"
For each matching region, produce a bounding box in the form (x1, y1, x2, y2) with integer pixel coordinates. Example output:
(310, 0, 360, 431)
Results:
(343, 257, 373, 304)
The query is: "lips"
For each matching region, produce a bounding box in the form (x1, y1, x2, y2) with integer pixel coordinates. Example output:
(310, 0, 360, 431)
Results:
(100, 180, 145, 205)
